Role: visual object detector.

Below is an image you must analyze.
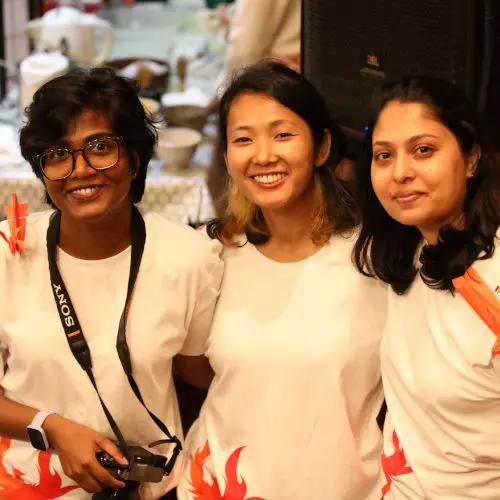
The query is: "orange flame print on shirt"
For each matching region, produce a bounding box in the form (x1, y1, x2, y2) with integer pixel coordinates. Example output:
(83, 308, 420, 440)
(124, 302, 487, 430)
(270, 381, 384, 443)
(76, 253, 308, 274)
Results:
(381, 430, 413, 496)
(0, 436, 79, 499)
(189, 441, 264, 500)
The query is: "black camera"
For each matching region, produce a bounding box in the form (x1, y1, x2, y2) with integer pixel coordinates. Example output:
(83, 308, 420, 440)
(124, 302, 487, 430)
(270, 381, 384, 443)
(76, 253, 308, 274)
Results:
(97, 445, 167, 483)
(92, 482, 138, 500)
(92, 446, 168, 500)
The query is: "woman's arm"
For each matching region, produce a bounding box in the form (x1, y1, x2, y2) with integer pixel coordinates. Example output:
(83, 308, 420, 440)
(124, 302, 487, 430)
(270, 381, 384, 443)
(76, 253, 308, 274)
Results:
(0, 395, 38, 441)
(0, 395, 127, 494)
(177, 235, 224, 387)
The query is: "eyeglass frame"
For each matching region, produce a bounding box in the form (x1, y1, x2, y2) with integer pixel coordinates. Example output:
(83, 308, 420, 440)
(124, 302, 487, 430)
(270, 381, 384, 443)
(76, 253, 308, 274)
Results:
(33, 135, 125, 181)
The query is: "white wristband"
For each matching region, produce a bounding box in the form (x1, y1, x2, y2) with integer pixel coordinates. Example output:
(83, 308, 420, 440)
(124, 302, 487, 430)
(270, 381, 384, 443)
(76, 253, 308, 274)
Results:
(27, 410, 58, 451)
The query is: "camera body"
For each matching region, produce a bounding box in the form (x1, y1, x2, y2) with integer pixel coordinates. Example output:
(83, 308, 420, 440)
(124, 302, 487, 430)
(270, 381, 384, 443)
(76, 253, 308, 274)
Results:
(92, 482, 138, 500)
(97, 445, 167, 483)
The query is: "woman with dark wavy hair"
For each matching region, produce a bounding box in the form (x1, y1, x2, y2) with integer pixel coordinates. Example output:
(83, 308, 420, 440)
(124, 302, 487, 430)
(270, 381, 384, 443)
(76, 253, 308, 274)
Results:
(176, 61, 387, 500)
(354, 75, 500, 499)
(0, 68, 223, 499)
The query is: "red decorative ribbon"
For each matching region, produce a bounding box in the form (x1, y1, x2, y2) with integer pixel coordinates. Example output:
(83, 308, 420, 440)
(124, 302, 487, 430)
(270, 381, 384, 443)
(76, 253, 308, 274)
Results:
(0, 193, 28, 256)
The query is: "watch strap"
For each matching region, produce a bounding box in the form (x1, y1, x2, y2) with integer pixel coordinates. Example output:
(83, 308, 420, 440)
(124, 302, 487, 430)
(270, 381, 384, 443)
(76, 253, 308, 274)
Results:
(30, 410, 57, 429)
(28, 410, 58, 451)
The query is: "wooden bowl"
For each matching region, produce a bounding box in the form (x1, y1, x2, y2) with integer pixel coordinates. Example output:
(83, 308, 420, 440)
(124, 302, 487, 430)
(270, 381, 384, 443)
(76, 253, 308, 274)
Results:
(103, 58, 170, 91)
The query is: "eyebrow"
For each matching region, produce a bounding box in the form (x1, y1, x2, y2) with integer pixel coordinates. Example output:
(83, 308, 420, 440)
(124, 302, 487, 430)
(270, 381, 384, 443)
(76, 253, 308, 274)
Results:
(58, 132, 115, 147)
(373, 133, 440, 147)
(85, 132, 115, 141)
(230, 119, 295, 133)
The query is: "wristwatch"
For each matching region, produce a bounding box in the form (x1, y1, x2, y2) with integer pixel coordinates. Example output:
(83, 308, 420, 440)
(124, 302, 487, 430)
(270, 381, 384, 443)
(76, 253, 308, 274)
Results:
(27, 410, 58, 451)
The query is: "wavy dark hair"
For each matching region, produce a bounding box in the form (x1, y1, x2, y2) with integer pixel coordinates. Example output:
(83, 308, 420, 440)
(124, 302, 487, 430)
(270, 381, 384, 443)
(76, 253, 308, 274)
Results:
(20, 67, 157, 208)
(207, 61, 357, 246)
(354, 75, 500, 294)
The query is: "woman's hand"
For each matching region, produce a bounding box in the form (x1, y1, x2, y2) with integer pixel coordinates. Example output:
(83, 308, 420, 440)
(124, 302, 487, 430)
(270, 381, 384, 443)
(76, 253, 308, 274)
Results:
(44, 415, 128, 494)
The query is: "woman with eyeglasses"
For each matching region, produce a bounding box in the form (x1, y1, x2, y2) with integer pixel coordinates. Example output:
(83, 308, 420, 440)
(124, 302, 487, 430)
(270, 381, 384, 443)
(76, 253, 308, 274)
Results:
(0, 68, 223, 499)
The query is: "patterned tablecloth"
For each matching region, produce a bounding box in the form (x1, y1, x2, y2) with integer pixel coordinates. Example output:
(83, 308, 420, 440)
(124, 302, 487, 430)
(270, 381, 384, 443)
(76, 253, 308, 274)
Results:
(0, 137, 215, 226)
(0, 4, 227, 224)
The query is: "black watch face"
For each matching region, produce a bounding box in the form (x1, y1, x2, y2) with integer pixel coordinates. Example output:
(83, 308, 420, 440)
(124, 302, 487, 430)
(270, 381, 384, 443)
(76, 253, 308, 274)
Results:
(27, 427, 47, 451)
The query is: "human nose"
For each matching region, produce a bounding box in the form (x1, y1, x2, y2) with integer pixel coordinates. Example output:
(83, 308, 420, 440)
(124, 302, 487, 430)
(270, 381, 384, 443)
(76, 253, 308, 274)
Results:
(392, 152, 415, 183)
(253, 138, 277, 166)
(71, 148, 95, 178)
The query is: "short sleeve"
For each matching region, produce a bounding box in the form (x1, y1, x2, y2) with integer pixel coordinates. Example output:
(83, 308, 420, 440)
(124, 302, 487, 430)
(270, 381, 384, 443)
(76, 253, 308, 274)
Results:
(0, 339, 6, 384)
(180, 236, 224, 356)
(0, 223, 8, 384)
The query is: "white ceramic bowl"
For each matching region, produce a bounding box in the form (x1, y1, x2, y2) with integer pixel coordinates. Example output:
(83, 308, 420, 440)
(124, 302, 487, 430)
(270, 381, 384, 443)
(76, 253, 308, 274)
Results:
(139, 97, 161, 117)
(156, 127, 203, 170)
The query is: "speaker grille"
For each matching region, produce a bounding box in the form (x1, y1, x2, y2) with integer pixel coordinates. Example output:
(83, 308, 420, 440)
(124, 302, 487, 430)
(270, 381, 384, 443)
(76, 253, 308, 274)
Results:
(303, 0, 477, 140)
(484, 0, 500, 142)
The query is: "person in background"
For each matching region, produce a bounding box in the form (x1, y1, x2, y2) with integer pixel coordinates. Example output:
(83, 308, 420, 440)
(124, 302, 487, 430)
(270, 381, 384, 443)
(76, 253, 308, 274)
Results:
(175, 61, 387, 500)
(0, 68, 223, 499)
(219, 0, 301, 77)
(206, 0, 301, 215)
(354, 75, 500, 499)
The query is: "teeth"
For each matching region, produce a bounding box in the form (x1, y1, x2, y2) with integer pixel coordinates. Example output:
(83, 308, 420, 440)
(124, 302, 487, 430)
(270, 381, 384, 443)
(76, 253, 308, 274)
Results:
(253, 173, 286, 184)
(72, 187, 98, 195)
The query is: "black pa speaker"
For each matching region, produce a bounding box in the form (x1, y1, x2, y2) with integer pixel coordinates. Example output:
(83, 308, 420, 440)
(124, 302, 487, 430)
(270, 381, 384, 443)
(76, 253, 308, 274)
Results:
(302, 0, 500, 155)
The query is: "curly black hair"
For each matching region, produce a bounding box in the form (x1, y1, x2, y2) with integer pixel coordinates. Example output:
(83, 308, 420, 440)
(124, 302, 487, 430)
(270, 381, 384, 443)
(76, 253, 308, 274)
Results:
(20, 67, 157, 207)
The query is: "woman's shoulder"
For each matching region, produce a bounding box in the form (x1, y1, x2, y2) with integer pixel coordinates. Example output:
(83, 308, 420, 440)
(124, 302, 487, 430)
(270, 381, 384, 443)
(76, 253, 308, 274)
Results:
(191, 225, 248, 259)
(322, 228, 358, 261)
(0, 210, 54, 262)
(323, 229, 389, 289)
(141, 210, 223, 269)
(472, 232, 500, 288)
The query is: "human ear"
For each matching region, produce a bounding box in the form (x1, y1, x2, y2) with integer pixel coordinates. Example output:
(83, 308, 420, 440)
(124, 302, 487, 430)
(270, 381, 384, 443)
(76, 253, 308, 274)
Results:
(314, 129, 332, 167)
(466, 144, 481, 179)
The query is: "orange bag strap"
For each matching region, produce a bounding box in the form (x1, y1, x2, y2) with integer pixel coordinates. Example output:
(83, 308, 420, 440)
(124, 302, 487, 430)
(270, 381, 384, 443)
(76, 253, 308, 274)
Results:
(453, 268, 500, 355)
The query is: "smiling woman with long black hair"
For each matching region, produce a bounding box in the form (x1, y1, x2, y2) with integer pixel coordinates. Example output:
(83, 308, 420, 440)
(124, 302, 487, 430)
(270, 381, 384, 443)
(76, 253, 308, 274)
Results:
(354, 75, 500, 499)
(176, 61, 388, 500)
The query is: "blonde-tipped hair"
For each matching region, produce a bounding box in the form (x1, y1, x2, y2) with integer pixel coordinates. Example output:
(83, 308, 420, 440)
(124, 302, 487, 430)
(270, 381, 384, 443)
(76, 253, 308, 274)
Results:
(217, 174, 334, 247)
(205, 61, 359, 247)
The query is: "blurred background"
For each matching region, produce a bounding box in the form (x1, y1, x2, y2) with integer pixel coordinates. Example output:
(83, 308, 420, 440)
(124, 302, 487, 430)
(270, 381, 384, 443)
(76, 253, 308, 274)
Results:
(0, 0, 232, 226)
(0, 0, 498, 225)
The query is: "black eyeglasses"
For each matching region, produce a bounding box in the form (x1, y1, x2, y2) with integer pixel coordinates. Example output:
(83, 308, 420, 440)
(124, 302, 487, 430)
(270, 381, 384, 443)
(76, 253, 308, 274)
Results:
(34, 136, 124, 181)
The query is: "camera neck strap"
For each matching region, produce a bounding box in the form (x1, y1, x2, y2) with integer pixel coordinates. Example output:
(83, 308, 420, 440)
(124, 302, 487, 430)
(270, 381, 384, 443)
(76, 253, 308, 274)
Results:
(47, 206, 181, 474)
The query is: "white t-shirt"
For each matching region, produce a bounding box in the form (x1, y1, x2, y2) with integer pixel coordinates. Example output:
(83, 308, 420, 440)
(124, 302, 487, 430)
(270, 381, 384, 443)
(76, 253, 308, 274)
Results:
(381, 244, 500, 499)
(0, 209, 223, 500)
(177, 234, 387, 500)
